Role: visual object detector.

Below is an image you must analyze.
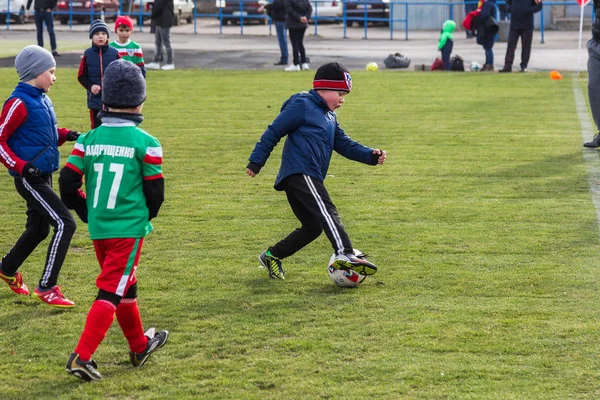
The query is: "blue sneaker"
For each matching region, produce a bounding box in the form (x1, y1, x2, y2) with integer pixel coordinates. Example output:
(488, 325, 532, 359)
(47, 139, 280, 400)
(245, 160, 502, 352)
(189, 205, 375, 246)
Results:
(258, 250, 285, 280)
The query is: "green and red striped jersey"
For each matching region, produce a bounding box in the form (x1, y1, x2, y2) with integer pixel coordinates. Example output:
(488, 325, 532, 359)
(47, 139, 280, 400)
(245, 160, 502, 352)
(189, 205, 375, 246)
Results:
(110, 40, 145, 68)
(65, 123, 162, 240)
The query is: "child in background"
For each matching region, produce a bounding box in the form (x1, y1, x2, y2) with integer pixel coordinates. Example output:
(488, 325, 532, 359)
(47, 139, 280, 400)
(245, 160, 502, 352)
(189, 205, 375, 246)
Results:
(0, 45, 80, 308)
(110, 16, 146, 78)
(60, 59, 167, 381)
(246, 62, 386, 280)
(438, 20, 456, 71)
(78, 19, 120, 129)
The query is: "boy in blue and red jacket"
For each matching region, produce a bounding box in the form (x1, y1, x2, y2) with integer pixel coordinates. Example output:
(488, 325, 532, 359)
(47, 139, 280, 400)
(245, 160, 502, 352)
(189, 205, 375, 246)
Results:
(246, 62, 387, 280)
(78, 19, 120, 129)
(0, 45, 81, 308)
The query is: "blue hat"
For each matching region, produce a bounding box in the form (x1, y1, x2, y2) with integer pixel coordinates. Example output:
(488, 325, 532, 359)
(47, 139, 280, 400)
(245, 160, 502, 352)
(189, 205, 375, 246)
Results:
(89, 19, 109, 39)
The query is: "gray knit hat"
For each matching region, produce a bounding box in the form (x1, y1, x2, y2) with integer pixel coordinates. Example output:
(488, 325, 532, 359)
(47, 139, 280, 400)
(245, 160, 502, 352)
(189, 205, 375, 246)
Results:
(102, 59, 146, 109)
(89, 19, 110, 39)
(15, 45, 56, 82)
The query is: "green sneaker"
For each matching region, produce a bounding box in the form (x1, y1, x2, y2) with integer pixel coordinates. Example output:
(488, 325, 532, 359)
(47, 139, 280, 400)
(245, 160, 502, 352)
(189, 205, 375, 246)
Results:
(258, 250, 285, 280)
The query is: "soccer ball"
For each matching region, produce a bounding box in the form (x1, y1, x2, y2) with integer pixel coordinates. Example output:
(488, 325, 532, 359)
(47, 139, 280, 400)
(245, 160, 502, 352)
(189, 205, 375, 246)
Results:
(366, 62, 379, 72)
(327, 249, 367, 288)
(470, 61, 481, 72)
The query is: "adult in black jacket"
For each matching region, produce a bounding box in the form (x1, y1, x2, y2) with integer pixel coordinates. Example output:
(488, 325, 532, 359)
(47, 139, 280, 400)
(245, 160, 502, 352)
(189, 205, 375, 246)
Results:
(476, 0, 497, 71)
(499, 0, 542, 72)
(26, 0, 59, 56)
(584, 0, 600, 147)
(146, 0, 175, 70)
(262, 0, 288, 65)
(284, 0, 312, 71)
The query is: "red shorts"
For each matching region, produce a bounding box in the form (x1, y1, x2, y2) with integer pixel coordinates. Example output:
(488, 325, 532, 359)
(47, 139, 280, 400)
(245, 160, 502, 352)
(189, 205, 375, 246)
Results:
(93, 238, 144, 297)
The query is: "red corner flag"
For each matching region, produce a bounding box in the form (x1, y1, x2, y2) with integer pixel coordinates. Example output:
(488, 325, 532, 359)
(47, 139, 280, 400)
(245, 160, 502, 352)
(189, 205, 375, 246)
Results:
(577, 0, 591, 6)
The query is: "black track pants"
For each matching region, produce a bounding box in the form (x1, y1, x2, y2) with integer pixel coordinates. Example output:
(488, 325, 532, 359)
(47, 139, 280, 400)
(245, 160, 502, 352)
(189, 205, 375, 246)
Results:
(270, 174, 353, 259)
(2, 174, 76, 289)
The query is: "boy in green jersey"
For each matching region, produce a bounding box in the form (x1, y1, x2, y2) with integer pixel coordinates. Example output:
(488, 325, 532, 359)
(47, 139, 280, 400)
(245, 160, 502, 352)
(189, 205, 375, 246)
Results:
(59, 59, 167, 382)
(110, 16, 146, 78)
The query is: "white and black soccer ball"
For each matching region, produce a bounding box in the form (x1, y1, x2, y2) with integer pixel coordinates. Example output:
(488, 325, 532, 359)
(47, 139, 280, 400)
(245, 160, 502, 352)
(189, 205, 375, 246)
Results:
(470, 61, 481, 72)
(328, 249, 367, 288)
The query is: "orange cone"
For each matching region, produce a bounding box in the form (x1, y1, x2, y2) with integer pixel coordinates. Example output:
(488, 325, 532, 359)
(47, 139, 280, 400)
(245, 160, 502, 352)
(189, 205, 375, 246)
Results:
(550, 70, 563, 80)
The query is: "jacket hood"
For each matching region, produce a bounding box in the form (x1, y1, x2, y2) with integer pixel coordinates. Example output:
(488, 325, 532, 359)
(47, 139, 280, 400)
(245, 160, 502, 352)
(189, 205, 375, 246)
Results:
(442, 20, 456, 34)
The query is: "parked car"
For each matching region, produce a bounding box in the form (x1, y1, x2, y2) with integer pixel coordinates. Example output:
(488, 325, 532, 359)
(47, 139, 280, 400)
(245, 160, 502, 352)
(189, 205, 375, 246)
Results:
(0, 0, 27, 24)
(132, 0, 195, 25)
(56, 0, 120, 25)
(310, 0, 341, 21)
(340, 0, 389, 26)
(215, 0, 267, 25)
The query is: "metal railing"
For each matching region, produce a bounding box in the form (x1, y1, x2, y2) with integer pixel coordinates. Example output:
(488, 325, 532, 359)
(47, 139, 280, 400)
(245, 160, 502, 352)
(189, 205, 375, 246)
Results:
(1, 0, 595, 41)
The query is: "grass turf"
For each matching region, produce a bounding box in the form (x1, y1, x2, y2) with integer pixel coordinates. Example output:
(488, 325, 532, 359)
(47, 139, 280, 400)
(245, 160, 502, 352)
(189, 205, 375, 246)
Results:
(0, 68, 599, 399)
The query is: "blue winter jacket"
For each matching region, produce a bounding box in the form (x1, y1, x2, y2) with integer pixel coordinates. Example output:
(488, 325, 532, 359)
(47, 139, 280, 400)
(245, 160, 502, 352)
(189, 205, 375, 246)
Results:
(84, 44, 119, 110)
(5, 82, 60, 177)
(248, 89, 377, 190)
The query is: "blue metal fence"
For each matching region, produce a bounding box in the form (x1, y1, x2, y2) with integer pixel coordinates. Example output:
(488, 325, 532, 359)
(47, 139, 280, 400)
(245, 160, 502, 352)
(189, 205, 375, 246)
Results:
(1, 0, 596, 41)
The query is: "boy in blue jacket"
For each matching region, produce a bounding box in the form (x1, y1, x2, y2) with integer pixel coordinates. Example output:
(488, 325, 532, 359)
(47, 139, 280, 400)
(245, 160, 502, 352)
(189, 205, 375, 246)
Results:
(0, 45, 80, 307)
(246, 62, 387, 280)
(78, 19, 120, 129)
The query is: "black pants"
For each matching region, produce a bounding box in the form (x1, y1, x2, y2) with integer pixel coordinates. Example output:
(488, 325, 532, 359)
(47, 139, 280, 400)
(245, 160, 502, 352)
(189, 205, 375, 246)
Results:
(503, 28, 533, 70)
(89, 109, 101, 129)
(2, 174, 76, 289)
(288, 27, 307, 66)
(270, 174, 353, 259)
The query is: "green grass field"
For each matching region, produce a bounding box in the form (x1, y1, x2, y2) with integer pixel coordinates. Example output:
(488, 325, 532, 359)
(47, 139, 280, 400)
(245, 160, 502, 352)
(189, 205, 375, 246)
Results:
(0, 68, 599, 399)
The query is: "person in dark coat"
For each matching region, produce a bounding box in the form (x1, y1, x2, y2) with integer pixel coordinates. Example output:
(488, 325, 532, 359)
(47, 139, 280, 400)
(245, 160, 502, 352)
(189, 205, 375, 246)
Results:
(26, 0, 59, 56)
(584, 0, 600, 148)
(146, 0, 175, 70)
(284, 0, 312, 71)
(261, 0, 288, 65)
(476, 0, 497, 71)
(499, 0, 543, 72)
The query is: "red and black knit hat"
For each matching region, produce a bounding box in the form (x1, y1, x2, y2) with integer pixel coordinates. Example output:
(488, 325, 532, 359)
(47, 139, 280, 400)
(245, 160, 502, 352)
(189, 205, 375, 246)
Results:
(313, 62, 352, 92)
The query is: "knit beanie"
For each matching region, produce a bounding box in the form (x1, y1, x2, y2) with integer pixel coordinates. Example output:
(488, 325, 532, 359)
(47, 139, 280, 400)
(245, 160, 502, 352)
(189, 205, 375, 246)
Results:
(102, 59, 146, 109)
(313, 62, 352, 92)
(114, 15, 133, 32)
(89, 19, 110, 39)
(15, 45, 56, 82)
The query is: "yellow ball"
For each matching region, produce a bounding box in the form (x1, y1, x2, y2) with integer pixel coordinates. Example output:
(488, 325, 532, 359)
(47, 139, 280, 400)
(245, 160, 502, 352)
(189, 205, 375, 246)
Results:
(366, 62, 379, 72)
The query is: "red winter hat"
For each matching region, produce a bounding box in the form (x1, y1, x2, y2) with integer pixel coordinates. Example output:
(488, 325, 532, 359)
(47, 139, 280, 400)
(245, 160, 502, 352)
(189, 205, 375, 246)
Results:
(313, 62, 352, 92)
(114, 15, 133, 32)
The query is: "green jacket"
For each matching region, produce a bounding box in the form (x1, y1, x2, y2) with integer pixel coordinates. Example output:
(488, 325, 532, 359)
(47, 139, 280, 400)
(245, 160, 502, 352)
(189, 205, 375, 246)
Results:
(438, 20, 456, 50)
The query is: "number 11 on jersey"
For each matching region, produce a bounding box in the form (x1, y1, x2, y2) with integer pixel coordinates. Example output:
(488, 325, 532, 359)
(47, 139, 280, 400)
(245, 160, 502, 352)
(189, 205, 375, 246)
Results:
(93, 163, 124, 210)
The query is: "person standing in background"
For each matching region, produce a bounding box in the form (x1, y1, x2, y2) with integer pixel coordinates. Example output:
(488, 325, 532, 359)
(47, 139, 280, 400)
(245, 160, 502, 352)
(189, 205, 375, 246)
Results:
(476, 0, 498, 71)
(261, 0, 289, 66)
(26, 0, 59, 57)
(284, 0, 312, 71)
(584, 0, 600, 148)
(146, 0, 175, 71)
(499, 0, 542, 72)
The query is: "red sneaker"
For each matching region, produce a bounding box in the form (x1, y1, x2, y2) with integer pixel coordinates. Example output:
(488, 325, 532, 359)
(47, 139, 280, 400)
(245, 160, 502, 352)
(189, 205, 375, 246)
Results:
(0, 271, 30, 296)
(33, 286, 75, 308)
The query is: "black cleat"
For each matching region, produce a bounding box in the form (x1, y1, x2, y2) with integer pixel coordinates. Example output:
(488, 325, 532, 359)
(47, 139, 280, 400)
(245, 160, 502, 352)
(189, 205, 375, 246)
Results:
(258, 250, 285, 280)
(584, 132, 600, 148)
(130, 328, 169, 367)
(333, 253, 377, 276)
(66, 353, 102, 382)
